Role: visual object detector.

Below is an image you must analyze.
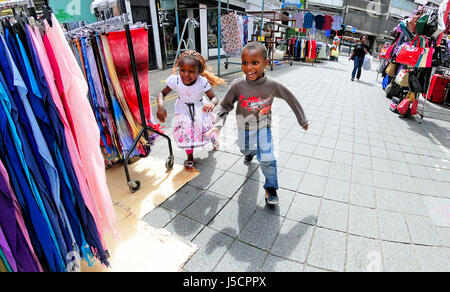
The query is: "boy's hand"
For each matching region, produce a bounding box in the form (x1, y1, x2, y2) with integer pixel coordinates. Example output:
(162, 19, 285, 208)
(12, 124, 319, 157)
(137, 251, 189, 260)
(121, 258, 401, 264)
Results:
(203, 102, 216, 113)
(302, 123, 309, 131)
(206, 127, 220, 138)
(157, 106, 167, 123)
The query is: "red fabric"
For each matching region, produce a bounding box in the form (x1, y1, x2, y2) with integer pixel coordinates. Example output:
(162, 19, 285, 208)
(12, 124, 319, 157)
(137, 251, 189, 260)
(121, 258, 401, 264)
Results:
(323, 15, 333, 31)
(106, 28, 154, 125)
(410, 100, 419, 115)
(397, 99, 410, 115)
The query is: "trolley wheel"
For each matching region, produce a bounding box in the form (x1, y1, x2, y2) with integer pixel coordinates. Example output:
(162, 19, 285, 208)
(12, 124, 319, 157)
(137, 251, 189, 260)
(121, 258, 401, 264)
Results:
(225, 64, 229, 70)
(128, 180, 141, 193)
(290, 62, 293, 66)
(166, 156, 174, 170)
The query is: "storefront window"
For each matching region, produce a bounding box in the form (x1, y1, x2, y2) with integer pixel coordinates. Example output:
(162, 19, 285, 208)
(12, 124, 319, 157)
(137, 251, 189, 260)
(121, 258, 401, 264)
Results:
(207, 9, 219, 49)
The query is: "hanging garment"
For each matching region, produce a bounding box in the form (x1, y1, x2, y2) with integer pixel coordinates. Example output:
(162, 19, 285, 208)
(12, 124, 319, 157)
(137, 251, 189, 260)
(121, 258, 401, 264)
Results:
(106, 27, 154, 126)
(323, 15, 333, 31)
(30, 27, 110, 265)
(314, 14, 325, 30)
(237, 15, 245, 49)
(243, 15, 249, 46)
(303, 12, 315, 29)
(26, 26, 108, 266)
(221, 12, 243, 54)
(293, 12, 304, 29)
(44, 14, 117, 240)
(331, 15, 343, 31)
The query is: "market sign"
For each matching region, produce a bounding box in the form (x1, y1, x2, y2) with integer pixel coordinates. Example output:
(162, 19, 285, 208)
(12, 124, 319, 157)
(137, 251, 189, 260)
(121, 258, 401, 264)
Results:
(282, 0, 304, 9)
(49, 0, 97, 23)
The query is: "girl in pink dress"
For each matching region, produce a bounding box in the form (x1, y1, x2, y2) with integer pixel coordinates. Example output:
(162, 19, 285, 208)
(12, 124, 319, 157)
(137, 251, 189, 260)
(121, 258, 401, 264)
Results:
(156, 50, 225, 170)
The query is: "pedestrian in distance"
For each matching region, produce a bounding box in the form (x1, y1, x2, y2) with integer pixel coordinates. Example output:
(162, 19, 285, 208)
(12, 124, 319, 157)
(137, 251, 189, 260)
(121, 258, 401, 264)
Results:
(349, 35, 370, 81)
(206, 42, 309, 205)
(156, 50, 225, 170)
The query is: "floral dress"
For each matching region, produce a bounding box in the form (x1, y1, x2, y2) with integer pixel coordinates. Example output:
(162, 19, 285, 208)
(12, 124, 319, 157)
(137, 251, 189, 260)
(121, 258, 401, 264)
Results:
(166, 75, 217, 149)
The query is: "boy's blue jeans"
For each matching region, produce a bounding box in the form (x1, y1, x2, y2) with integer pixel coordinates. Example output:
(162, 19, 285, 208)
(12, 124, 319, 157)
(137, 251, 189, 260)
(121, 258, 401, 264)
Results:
(237, 127, 278, 190)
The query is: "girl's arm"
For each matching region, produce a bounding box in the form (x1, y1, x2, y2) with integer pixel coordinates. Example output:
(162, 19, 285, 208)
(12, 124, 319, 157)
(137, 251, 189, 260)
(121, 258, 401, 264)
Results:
(203, 89, 219, 113)
(157, 86, 172, 123)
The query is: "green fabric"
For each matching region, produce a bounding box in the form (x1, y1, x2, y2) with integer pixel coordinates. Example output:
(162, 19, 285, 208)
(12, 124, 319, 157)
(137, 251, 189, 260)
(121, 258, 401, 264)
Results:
(0, 248, 12, 272)
(416, 14, 429, 36)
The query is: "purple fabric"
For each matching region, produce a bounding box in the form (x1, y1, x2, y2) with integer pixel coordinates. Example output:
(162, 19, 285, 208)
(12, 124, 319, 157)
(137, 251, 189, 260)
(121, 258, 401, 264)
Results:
(0, 160, 41, 272)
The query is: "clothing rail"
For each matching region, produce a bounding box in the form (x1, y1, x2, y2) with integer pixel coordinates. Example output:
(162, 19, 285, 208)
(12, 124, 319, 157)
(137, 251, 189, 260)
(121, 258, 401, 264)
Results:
(64, 15, 126, 37)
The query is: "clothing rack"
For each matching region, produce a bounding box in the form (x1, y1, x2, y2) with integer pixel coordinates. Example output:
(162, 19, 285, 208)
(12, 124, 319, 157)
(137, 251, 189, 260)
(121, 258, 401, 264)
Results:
(64, 15, 125, 37)
(92, 0, 174, 193)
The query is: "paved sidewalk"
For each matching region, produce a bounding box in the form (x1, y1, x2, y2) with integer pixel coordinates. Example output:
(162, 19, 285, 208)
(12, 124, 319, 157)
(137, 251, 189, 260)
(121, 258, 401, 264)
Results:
(146, 58, 450, 272)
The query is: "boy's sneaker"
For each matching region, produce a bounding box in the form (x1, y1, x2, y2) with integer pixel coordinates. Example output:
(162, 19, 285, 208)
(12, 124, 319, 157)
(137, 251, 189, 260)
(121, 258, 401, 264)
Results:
(244, 154, 254, 163)
(265, 188, 279, 205)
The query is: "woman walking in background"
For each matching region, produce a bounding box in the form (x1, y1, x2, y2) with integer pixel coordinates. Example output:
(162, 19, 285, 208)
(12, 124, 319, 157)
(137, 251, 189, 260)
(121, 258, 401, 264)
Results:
(349, 35, 370, 81)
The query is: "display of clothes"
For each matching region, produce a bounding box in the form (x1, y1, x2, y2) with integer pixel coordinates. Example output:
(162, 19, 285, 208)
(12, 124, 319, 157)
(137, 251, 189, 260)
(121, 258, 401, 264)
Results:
(286, 37, 317, 61)
(221, 12, 243, 54)
(0, 12, 116, 272)
(67, 26, 158, 166)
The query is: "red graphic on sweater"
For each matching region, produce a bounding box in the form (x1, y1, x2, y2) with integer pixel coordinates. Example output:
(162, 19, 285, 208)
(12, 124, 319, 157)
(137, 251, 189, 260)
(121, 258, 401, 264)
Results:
(239, 94, 272, 115)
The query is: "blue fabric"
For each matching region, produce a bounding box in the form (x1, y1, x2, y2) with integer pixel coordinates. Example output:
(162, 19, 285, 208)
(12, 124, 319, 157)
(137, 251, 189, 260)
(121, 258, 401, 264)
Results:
(325, 30, 331, 37)
(237, 127, 278, 190)
(303, 12, 315, 29)
(3, 30, 70, 266)
(382, 74, 391, 89)
(352, 56, 364, 79)
(24, 27, 108, 266)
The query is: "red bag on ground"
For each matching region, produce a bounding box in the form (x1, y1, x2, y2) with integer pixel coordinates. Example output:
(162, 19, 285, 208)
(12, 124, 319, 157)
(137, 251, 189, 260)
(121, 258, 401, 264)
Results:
(397, 99, 410, 115)
(410, 100, 419, 115)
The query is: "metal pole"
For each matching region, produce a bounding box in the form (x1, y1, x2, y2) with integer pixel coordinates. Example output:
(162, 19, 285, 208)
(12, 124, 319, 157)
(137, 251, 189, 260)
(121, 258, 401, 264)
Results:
(175, 0, 180, 51)
(260, 0, 264, 43)
(118, 0, 149, 142)
(218, 0, 221, 76)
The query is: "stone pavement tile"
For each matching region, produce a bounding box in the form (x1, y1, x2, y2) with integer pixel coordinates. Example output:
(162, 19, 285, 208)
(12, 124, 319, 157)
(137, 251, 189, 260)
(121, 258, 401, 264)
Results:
(414, 177, 440, 197)
(375, 188, 403, 213)
(329, 163, 352, 182)
(338, 133, 354, 143)
(317, 199, 349, 232)
(297, 173, 327, 197)
(354, 143, 371, 156)
(323, 178, 351, 203)
(390, 160, 411, 175)
(348, 205, 379, 239)
(318, 137, 337, 150)
(354, 136, 370, 146)
(238, 209, 283, 250)
(270, 218, 315, 263)
(161, 185, 204, 213)
(407, 164, 430, 180)
(371, 157, 392, 173)
(434, 181, 450, 199)
(142, 206, 177, 229)
(346, 235, 383, 272)
(165, 214, 204, 242)
(353, 154, 372, 170)
(392, 174, 419, 194)
(234, 179, 265, 207)
(382, 241, 421, 272)
(208, 200, 256, 238)
(387, 148, 406, 163)
(277, 151, 292, 166)
(369, 139, 385, 149)
(350, 183, 376, 208)
(405, 214, 442, 246)
(260, 254, 303, 272)
(301, 133, 321, 146)
(303, 265, 330, 272)
(209, 172, 247, 198)
(293, 143, 316, 157)
(335, 139, 354, 153)
(372, 170, 397, 191)
(414, 245, 450, 272)
(188, 166, 225, 189)
(305, 158, 331, 177)
(278, 168, 304, 192)
(403, 152, 423, 165)
(426, 167, 450, 182)
(377, 209, 410, 243)
(313, 146, 334, 162)
(210, 152, 242, 171)
(228, 161, 259, 177)
(332, 150, 353, 166)
(181, 191, 228, 225)
(351, 167, 374, 186)
(256, 189, 296, 218)
(370, 146, 389, 159)
(194, 150, 224, 167)
(278, 140, 298, 154)
(286, 193, 321, 225)
(285, 154, 311, 172)
(435, 227, 450, 247)
(184, 227, 234, 272)
(307, 227, 346, 272)
(397, 192, 429, 216)
(214, 241, 267, 272)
